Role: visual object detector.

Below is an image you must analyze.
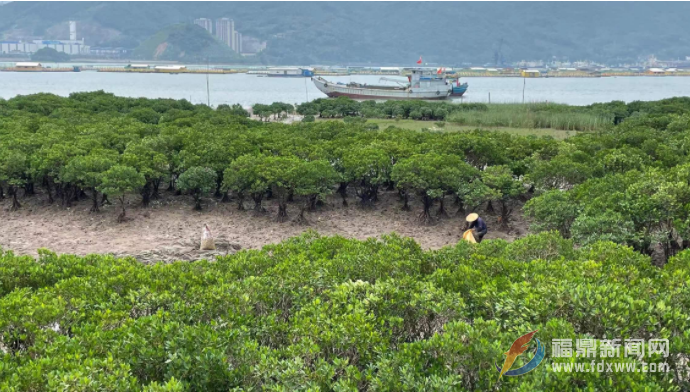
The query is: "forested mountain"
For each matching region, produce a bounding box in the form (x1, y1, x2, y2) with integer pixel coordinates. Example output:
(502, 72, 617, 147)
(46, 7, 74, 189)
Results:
(1, 1, 689, 65)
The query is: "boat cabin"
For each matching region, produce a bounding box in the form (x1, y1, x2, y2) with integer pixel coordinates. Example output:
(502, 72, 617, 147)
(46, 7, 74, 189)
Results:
(407, 68, 449, 90)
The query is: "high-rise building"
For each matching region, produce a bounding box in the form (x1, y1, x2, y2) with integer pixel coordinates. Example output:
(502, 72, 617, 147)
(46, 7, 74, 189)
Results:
(69, 21, 77, 41)
(215, 18, 234, 49)
(233, 31, 242, 53)
(194, 18, 213, 35)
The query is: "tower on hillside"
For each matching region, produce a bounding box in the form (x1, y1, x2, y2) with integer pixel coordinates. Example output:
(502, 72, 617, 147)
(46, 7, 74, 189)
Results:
(69, 21, 77, 41)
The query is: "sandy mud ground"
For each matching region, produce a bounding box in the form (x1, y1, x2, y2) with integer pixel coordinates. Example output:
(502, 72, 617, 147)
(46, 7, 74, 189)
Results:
(1, 189, 526, 262)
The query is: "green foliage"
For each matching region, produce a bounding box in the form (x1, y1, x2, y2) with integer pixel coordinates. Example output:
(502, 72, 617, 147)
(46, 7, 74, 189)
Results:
(481, 165, 525, 225)
(30, 47, 70, 62)
(97, 165, 145, 221)
(216, 104, 250, 118)
(3, 92, 690, 263)
(176, 166, 217, 210)
(524, 190, 579, 237)
(448, 103, 611, 131)
(392, 153, 477, 222)
(0, 232, 687, 391)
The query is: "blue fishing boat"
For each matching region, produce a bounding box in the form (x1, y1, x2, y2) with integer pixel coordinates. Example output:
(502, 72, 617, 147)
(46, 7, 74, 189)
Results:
(451, 80, 469, 96)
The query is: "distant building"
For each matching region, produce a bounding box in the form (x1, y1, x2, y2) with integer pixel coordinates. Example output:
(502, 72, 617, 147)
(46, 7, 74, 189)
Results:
(1, 39, 89, 55)
(15, 62, 42, 69)
(69, 21, 77, 41)
(215, 18, 235, 49)
(88, 47, 128, 59)
(521, 69, 541, 78)
(194, 18, 213, 35)
(233, 31, 242, 53)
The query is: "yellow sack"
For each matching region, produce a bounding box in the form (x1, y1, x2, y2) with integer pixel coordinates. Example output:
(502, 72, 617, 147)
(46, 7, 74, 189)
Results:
(463, 229, 477, 243)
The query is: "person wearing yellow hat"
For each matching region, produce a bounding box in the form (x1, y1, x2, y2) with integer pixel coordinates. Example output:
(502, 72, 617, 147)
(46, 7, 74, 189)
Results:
(466, 213, 487, 243)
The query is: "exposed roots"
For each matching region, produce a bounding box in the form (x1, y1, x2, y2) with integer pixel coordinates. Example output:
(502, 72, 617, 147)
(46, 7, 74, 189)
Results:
(436, 198, 450, 219)
(276, 203, 288, 222)
(293, 208, 309, 225)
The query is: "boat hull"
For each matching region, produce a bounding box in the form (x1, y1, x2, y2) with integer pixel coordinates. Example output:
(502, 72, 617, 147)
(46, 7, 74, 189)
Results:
(451, 83, 469, 97)
(312, 77, 451, 100)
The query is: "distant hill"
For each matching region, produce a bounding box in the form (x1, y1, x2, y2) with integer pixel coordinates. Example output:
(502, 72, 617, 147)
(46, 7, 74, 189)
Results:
(1, 2, 689, 65)
(133, 23, 243, 62)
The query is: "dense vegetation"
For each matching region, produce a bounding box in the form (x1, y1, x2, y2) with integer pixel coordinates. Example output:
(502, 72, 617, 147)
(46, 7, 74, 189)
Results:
(2, 93, 690, 389)
(2, 2, 690, 64)
(296, 98, 616, 131)
(30, 47, 70, 62)
(2, 92, 690, 263)
(0, 232, 688, 391)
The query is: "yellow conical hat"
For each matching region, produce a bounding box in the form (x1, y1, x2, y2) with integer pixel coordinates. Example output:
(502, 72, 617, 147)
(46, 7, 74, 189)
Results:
(466, 213, 479, 222)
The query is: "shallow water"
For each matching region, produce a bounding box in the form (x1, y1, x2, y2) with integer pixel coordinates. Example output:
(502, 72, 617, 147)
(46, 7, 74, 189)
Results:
(1, 72, 688, 106)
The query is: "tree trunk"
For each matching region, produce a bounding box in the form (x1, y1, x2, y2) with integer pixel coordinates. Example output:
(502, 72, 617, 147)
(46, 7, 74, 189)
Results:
(55, 183, 63, 200)
(151, 178, 161, 200)
(90, 188, 100, 213)
(214, 176, 223, 198)
(437, 196, 449, 219)
(287, 190, 294, 202)
(44, 179, 53, 204)
(418, 194, 434, 225)
(236, 193, 245, 210)
(0, 185, 4, 200)
(252, 193, 265, 213)
(141, 181, 152, 207)
(194, 193, 203, 211)
(456, 197, 465, 215)
(10, 186, 21, 211)
(24, 182, 35, 196)
(277, 201, 288, 222)
(500, 199, 511, 229)
(308, 195, 318, 211)
(117, 197, 126, 223)
(62, 185, 74, 207)
(337, 182, 348, 206)
(101, 194, 111, 206)
(293, 205, 309, 225)
(401, 190, 410, 211)
(486, 200, 495, 213)
(371, 185, 379, 202)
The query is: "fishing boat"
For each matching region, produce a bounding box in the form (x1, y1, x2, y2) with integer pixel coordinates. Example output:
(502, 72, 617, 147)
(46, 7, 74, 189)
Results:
(451, 80, 469, 97)
(312, 68, 453, 100)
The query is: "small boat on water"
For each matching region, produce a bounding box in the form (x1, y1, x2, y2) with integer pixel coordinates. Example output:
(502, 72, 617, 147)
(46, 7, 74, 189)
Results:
(451, 80, 469, 97)
(312, 68, 456, 100)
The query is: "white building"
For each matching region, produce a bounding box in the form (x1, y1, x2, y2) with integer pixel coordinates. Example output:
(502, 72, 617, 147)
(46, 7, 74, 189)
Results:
(215, 18, 235, 49)
(194, 18, 213, 35)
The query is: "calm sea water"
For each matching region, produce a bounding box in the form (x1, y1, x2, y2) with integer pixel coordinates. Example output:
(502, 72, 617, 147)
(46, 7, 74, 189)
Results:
(0, 72, 689, 106)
